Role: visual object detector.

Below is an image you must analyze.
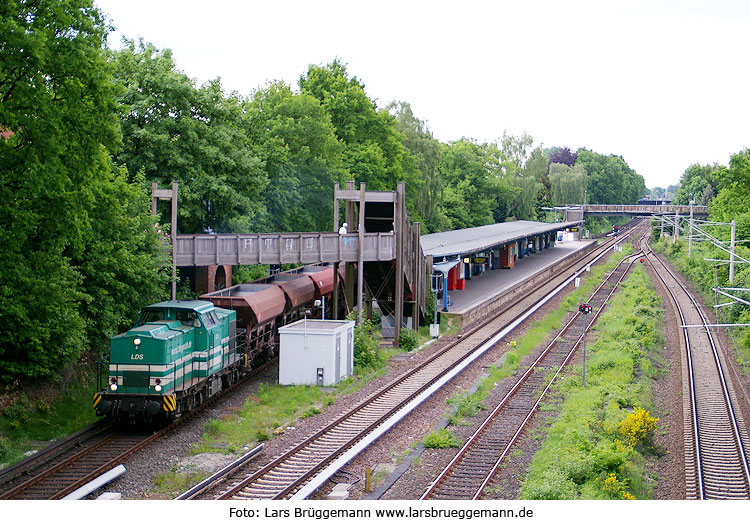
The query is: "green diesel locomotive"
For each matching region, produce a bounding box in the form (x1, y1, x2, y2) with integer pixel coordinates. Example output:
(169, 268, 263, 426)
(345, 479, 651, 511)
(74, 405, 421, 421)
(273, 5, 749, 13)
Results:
(93, 300, 243, 423)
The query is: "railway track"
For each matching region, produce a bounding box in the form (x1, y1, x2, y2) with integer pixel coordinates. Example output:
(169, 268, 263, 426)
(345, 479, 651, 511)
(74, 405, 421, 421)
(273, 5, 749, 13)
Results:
(0, 361, 273, 500)
(420, 236, 645, 499)
(0, 424, 155, 500)
(210, 226, 640, 500)
(643, 236, 750, 499)
(0, 226, 637, 501)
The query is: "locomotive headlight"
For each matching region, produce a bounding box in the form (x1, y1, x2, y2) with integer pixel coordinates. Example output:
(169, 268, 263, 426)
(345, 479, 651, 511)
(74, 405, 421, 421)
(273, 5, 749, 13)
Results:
(133, 338, 141, 346)
(110, 383, 118, 391)
(154, 384, 162, 392)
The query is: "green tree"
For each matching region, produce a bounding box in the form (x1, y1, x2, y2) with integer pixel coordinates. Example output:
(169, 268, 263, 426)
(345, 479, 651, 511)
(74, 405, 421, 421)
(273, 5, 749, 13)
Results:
(74, 165, 171, 352)
(244, 81, 346, 232)
(499, 133, 543, 220)
(709, 150, 750, 244)
(549, 162, 589, 205)
(0, 0, 118, 380)
(387, 101, 444, 233)
(299, 60, 420, 198)
(438, 139, 518, 228)
(110, 40, 267, 233)
(673, 163, 721, 205)
(576, 149, 646, 204)
(501, 131, 534, 168)
(525, 147, 552, 217)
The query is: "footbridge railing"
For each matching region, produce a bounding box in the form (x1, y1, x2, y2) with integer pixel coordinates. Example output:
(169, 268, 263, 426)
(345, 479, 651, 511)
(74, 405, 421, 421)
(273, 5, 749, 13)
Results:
(174, 232, 395, 267)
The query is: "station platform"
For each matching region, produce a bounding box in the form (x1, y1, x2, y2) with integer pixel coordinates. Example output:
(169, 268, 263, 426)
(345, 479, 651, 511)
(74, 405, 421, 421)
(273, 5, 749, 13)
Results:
(438, 239, 595, 325)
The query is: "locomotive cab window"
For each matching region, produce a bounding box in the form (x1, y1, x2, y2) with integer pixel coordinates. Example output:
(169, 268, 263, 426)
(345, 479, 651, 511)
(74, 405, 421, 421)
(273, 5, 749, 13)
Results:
(176, 310, 201, 327)
(201, 310, 219, 328)
(137, 309, 165, 325)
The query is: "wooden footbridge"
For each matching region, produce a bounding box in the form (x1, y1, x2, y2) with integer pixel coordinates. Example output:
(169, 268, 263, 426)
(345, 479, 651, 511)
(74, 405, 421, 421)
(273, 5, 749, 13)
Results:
(168, 181, 426, 344)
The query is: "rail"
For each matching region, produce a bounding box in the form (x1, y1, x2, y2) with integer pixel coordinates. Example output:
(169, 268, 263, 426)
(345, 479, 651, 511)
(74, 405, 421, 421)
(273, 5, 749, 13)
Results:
(421, 240, 644, 499)
(644, 237, 750, 499)
(207, 226, 639, 500)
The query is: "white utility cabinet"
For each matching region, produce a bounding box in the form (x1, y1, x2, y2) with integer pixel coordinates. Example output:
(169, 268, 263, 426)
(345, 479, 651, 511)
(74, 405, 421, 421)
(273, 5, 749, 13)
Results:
(278, 319, 355, 386)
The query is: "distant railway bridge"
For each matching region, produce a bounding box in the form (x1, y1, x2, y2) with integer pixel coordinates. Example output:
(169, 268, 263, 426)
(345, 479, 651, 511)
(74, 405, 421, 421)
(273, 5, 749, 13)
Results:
(562, 203, 708, 221)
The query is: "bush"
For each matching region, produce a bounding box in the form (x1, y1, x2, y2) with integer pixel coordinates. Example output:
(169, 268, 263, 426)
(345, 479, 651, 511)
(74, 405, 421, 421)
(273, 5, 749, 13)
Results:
(349, 316, 383, 371)
(617, 407, 658, 447)
(422, 428, 461, 448)
(398, 328, 418, 351)
(602, 472, 636, 500)
(425, 292, 437, 325)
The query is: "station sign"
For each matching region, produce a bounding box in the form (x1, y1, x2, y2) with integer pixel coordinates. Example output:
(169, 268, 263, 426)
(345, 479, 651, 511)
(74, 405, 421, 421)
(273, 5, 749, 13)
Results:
(471, 257, 488, 264)
(568, 227, 579, 232)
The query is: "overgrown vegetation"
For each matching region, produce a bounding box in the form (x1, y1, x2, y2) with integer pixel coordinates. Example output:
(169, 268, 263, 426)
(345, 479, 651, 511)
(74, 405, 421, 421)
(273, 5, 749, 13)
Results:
(520, 266, 664, 500)
(192, 382, 331, 454)
(398, 328, 419, 351)
(348, 314, 386, 373)
(153, 469, 209, 497)
(0, 377, 99, 465)
(443, 246, 631, 428)
(650, 235, 750, 371)
(423, 428, 461, 448)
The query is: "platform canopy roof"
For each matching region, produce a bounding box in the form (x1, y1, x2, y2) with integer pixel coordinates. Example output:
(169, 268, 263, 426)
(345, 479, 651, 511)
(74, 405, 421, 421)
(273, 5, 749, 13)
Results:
(431, 259, 461, 275)
(420, 220, 581, 259)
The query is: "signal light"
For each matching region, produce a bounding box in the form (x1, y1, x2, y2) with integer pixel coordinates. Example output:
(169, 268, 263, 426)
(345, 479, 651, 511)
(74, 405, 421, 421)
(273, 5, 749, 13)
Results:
(579, 303, 592, 314)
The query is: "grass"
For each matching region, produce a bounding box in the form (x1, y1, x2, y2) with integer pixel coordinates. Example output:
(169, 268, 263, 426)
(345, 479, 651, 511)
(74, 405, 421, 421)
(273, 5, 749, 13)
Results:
(443, 245, 632, 427)
(650, 234, 750, 373)
(192, 382, 331, 454)
(0, 377, 99, 466)
(153, 468, 209, 497)
(422, 428, 461, 448)
(519, 265, 665, 500)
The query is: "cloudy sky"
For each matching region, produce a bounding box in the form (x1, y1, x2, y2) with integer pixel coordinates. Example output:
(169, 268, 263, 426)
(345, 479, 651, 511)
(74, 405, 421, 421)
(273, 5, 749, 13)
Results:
(94, 0, 750, 190)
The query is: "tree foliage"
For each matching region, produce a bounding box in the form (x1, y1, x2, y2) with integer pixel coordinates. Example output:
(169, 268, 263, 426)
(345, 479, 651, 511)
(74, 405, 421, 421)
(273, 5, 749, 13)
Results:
(500, 133, 544, 220)
(550, 162, 589, 205)
(388, 101, 443, 233)
(547, 146, 577, 167)
(576, 149, 646, 205)
(525, 148, 552, 217)
(438, 139, 518, 228)
(245, 82, 346, 232)
(709, 150, 750, 243)
(0, 1, 166, 381)
(299, 59, 420, 197)
(110, 40, 267, 233)
(673, 163, 720, 205)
